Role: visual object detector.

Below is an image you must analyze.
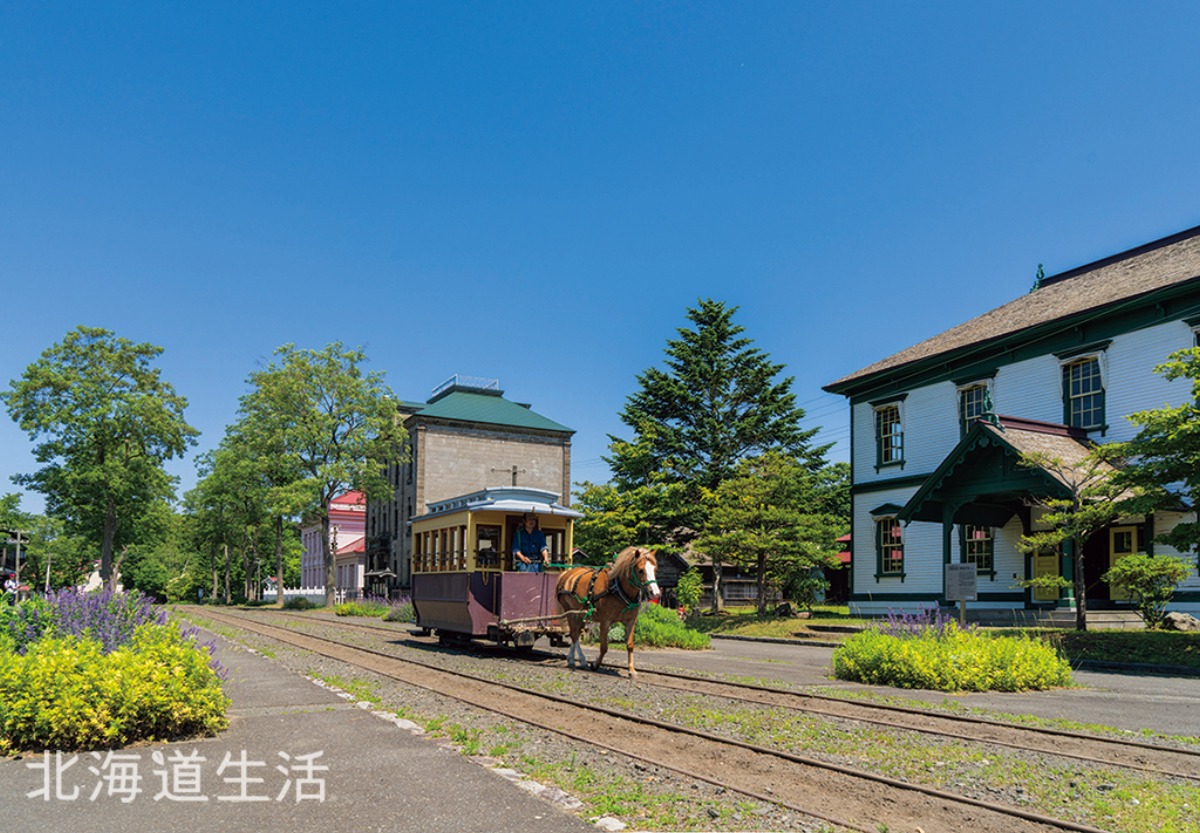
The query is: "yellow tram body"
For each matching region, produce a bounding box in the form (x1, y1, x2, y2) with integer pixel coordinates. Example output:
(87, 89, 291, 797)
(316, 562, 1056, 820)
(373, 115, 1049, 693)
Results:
(410, 487, 582, 646)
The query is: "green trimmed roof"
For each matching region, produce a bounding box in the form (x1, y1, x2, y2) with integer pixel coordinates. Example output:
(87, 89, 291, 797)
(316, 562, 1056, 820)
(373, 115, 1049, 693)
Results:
(825, 224, 1200, 397)
(407, 390, 573, 434)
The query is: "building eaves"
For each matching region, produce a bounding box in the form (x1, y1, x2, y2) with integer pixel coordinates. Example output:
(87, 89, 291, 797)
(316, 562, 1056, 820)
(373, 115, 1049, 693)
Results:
(825, 224, 1200, 395)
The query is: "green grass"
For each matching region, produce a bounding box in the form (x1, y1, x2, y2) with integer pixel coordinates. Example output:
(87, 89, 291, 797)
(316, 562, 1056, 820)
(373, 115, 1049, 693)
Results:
(312, 673, 382, 705)
(681, 605, 1200, 669)
(686, 604, 868, 639)
(636, 694, 1200, 833)
(1051, 630, 1200, 669)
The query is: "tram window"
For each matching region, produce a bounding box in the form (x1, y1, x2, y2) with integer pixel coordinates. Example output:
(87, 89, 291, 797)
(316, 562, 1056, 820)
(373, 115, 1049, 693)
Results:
(477, 525, 501, 568)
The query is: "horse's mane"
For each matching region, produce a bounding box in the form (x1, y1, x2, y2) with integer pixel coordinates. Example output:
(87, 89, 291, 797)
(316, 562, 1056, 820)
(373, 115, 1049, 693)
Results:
(611, 546, 654, 579)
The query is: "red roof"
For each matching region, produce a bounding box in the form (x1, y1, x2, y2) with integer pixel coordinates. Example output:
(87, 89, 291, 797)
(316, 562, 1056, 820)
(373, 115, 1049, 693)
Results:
(330, 491, 366, 507)
(335, 535, 366, 556)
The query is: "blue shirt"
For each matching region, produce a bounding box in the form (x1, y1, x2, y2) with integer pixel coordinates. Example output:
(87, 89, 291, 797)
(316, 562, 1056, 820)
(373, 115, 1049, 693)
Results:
(512, 527, 548, 563)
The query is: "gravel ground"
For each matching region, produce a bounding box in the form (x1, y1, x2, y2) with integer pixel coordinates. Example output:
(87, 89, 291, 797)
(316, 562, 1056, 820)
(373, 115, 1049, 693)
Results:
(189, 610, 1200, 833)
(195, 611, 850, 833)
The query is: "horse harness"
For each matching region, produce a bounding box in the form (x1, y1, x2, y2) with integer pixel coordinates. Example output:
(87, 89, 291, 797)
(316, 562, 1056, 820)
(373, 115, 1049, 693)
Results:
(558, 560, 642, 615)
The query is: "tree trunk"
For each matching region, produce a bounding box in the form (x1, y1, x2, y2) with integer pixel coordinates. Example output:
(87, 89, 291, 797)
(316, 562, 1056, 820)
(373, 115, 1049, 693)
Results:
(275, 515, 285, 607)
(100, 498, 118, 583)
(710, 557, 724, 614)
(223, 542, 231, 605)
(210, 547, 218, 600)
(1074, 536, 1088, 632)
(323, 512, 336, 608)
(756, 553, 769, 616)
(240, 535, 249, 601)
(109, 545, 129, 592)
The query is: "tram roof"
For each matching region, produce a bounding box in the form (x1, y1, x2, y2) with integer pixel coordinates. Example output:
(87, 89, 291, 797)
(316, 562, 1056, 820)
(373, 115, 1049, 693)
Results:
(424, 486, 584, 519)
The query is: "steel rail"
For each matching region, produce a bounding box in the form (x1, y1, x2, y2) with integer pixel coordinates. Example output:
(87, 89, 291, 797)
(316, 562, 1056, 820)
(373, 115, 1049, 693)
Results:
(196, 607, 1119, 833)
(230, 608, 1200, 779)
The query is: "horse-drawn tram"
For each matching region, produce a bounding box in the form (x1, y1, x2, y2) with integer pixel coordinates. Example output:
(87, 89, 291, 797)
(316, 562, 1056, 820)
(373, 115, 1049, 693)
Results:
(410, 487, 582, 648)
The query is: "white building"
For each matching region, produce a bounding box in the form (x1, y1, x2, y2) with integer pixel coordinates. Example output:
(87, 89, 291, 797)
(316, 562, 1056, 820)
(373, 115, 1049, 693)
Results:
(300, 491, 367, 595)
(825, 225, 1200, 618)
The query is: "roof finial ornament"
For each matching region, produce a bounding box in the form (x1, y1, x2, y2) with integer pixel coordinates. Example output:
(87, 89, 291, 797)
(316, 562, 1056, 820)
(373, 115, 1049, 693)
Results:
(1029, 263, 1045, 294)
(980, 387, 1004, 432)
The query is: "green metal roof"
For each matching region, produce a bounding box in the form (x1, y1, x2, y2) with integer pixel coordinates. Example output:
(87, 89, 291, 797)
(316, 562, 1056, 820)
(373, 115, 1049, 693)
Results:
(407, 390, 573, 434)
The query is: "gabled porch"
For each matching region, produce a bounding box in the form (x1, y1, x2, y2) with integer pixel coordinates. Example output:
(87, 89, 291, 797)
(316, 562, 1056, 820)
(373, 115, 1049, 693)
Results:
(898, 415, 1138, 610)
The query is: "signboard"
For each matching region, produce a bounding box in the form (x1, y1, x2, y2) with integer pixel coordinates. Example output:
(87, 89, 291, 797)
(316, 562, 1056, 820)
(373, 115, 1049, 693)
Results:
(945, 563, 978, 602)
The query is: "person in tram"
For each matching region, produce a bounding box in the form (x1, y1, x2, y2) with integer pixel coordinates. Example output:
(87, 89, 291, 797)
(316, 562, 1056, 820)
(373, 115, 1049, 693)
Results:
(512, 512, 550, 573)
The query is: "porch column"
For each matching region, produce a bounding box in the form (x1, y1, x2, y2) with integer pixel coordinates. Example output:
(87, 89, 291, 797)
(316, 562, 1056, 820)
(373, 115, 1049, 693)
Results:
(1060, 540, 1075, 609)
(940, 501, 956, 603)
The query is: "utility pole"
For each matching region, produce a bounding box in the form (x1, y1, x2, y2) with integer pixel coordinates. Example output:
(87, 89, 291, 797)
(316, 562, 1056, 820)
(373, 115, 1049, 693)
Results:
(4, 529, 29, 593)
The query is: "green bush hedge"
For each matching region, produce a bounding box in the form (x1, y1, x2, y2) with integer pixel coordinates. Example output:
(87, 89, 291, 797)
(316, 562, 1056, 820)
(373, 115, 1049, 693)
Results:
(0, 624, 229, 753)
(334, 599, 390, 617)
(832, 622, 1072, 692)
(599, 603, 711, 649)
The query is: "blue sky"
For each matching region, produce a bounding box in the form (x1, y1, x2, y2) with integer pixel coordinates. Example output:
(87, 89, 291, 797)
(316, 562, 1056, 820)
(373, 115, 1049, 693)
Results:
(4, 2, 1200, 514)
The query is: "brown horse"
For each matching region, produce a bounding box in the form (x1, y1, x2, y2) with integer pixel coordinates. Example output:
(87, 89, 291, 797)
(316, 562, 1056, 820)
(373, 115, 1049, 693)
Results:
(556, 546, 660, 678)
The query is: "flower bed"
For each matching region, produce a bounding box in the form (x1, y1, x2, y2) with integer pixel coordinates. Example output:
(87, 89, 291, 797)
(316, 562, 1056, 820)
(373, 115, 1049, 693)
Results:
(0, 589, 229, 754)
(832, 610, 1072, 692)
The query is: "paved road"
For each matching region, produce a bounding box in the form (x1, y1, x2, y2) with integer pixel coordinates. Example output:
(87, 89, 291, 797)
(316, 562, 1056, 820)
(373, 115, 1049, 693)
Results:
(635, 637, 1200, 739)
(1, 634, 592, 833)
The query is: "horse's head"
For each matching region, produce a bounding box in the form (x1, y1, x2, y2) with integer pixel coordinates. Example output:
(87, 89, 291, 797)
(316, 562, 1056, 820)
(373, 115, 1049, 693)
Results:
(629, 547, 661, 601)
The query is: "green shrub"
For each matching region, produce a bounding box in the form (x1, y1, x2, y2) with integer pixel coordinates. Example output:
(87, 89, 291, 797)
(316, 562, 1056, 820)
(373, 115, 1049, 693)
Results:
(284, 597, 320, 610)
(832, 621, 1071, 692)
(675, 568, 704, 612)
(0, 624, 229, 753)
(597, 603, 711, 649)
(1103, 553, 1192, 628)
(334, 599, 390, 617)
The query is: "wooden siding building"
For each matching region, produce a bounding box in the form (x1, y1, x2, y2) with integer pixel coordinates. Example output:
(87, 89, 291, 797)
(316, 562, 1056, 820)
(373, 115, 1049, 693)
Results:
(824, 225, 1200, 618)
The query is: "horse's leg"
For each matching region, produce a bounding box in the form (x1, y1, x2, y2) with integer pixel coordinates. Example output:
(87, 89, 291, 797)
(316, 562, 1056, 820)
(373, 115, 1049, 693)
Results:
(592, 617, 609, 672)
(566, 615, 581, 669)
(625, 616, 638, 679)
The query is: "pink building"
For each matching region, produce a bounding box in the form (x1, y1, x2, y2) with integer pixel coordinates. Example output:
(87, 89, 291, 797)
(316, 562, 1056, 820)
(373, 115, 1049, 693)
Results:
(300, 491, 367, 595)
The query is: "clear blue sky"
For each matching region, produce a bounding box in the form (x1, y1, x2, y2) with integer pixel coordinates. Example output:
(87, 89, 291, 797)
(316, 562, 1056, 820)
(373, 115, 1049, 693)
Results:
(4, 2, 1200, 515)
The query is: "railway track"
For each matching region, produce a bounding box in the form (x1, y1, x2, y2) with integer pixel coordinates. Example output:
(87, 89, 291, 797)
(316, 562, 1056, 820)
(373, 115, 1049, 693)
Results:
(223, 608, 1200, 783)
(194, 607, 1138, 833)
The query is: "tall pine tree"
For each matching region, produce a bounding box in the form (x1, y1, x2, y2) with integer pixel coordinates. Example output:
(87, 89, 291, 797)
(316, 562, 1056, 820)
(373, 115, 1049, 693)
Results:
(607, 299, 829, 607)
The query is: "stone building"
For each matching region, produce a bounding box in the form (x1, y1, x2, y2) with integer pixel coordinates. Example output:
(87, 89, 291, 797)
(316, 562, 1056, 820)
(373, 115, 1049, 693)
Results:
(365, 375, 573, 592)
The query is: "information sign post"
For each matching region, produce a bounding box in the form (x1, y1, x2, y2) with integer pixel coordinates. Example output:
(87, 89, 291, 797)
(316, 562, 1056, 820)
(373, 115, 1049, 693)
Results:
(944, 563, 978, 626)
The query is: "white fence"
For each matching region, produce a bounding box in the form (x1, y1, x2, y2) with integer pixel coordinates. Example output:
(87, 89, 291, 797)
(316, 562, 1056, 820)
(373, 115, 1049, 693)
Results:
(277, 587, 367, 605)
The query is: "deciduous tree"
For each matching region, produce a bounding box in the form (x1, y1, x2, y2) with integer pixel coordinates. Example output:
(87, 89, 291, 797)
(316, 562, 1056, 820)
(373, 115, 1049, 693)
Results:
(240, 343, 403, 606)
(2, 326, 198, 584)
(1016, 450, 1123, 631)
(1112, 347, 1200, 559)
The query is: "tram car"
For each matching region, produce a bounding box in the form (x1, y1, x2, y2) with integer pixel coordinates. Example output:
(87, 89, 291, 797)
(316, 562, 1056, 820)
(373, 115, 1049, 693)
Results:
(411, 487, 582, 648)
